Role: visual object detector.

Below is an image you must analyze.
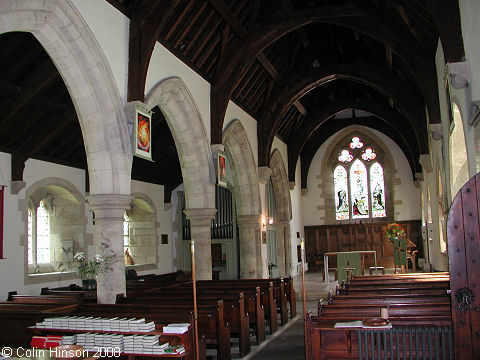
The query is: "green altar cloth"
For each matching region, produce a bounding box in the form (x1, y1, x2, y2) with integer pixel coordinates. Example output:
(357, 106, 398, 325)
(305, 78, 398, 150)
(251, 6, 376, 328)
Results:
(337, 252, 362, 283)
(392, 237, 407, 266)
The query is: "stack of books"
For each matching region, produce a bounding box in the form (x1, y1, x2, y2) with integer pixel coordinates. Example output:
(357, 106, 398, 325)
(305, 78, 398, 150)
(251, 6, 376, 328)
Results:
(30, 335, 63, 349)
(162, 344, 186, 355)
(162, 323, 190, 334)
(123, 335, 168, 355)
(34, 316, 156, 333)
(76, 333, 125, 353)
(61, 334, 77, 345)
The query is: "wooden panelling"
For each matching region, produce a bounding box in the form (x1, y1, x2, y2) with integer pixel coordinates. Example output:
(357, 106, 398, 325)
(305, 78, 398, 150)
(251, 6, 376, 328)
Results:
(304, 220, 422, 270)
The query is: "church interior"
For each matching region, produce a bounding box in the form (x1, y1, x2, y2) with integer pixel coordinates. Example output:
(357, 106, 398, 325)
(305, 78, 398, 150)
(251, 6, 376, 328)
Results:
(0, 0, 478, 359)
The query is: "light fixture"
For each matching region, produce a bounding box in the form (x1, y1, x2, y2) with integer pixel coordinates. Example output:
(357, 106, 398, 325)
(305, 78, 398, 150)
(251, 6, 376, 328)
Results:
(267, 217, 274, 226)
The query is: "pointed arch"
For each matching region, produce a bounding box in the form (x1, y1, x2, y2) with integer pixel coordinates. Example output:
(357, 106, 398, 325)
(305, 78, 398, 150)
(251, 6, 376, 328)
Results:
(0, 0, 131, 195)
(223, 120, 261, 217)
(270, 149, 292, 276)
(146, 77, 215, 210)
(270, 150, 292, 222)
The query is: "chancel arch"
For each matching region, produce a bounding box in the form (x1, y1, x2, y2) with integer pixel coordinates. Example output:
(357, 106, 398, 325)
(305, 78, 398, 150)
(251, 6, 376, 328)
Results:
(269, 149, 292, 276)
(223, 120, 262, 278)
(146, 77, 215, 279)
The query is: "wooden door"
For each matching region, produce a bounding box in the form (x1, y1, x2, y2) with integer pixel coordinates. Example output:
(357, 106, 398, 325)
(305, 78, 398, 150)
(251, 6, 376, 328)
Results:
(447, 173, 480, 359)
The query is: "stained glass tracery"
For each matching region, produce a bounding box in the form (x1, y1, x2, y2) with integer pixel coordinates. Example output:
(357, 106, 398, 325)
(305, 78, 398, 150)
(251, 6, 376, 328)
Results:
(338, 149, 353, 163)
(349, 136, 364, 149)
(333, 135, 386, 220)
(362, 148, 376, 161)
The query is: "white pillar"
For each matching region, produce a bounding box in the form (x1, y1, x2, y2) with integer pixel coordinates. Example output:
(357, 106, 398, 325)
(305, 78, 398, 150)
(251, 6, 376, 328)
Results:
(184, 208, 217, 280)
(237, 215, 262, 278)
(87, 194, 132, 304)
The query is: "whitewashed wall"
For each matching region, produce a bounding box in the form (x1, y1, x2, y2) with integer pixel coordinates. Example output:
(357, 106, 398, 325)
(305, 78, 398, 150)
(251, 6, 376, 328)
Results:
(0, 154, 88, 297)
(130, 180, 173, 276)
(0, 152, 174, 299)
(146, 44, 211, 142)
(302, 126, 421, 226)
(71, 0, 129, 103)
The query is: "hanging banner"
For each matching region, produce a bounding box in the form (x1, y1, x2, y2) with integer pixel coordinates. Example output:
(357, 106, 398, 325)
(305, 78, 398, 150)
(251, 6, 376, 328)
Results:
(133, 104, 153, 161)
(217, 150, 227, 188)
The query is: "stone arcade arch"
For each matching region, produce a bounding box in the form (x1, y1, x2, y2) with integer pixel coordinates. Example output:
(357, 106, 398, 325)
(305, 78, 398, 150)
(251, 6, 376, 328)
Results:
(269, 150, 292, 276)
(146, 77, 216, 279)
(223, 120, 262, 278)
(0, 0, 132, 303)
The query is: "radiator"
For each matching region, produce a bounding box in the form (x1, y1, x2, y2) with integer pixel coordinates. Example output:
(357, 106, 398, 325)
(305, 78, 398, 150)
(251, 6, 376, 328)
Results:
(356, 326, 454, 359)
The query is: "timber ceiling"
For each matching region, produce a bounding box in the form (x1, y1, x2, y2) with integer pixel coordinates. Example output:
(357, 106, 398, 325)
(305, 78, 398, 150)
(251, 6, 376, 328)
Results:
(0, 0, 464, 200)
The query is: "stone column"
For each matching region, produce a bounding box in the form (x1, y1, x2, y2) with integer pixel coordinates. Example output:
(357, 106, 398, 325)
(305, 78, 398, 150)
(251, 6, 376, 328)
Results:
(184, 208, 217, 280)
(275, 221, 286, 277)
(87, 194, 132, 304)
(237, 215, 261, 278)
(282, 222, 292, 276)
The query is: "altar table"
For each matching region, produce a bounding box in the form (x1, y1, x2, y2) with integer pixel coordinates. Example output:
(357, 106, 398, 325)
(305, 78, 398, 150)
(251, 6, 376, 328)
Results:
(323, 250, 377, 285)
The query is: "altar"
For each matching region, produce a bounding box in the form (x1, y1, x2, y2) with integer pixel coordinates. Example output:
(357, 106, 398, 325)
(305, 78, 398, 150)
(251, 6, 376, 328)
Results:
(323, 250, 377, 285)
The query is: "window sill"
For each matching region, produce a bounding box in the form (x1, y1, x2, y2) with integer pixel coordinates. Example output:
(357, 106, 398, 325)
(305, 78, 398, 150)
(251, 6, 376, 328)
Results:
(125, 263, 157, 272)
(25, 270, 78, 285)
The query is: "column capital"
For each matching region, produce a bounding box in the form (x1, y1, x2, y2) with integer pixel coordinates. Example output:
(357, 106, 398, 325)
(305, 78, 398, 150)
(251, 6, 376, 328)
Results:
(184, 208, 216, 226)
(258, 166, 272, 184)
(86, 194, 132, 219)
(236, 214, 261, 228)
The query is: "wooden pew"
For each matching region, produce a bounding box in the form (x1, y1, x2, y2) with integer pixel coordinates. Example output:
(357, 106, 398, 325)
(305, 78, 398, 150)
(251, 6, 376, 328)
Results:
(0, 303, 78, 346)
(117, 291, 251, 357)
(6, 292, 84, 305)
(141, 282, 267, 344)
(45, 303, 215, 360)
(305, 314, 453, 360)
(196, 279, 289, 327)
(318, 302, 451, 318)
(41, 284, 97, 303)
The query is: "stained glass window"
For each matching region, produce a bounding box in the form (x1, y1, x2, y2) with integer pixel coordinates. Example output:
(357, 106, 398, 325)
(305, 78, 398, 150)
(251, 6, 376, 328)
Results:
(362, 148, 376, 161)
(350, 160, 369, 219)
(334, 166, 349, 220)
(349, 136, 364, 149)
(338, 149, 353, 163)
(370, 163, 386, 218)
(333, 136, 386, 220)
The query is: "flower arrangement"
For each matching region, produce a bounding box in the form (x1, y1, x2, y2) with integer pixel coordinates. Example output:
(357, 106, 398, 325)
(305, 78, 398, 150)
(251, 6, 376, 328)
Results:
(384, 223, 406, 239)
(73, 243, 117, 280)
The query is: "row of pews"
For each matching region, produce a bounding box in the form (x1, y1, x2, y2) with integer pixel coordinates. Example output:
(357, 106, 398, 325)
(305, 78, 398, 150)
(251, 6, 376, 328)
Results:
(306, 272, 453, 359)
(120, 275, 296, 359)
(0, 272, 296, 360)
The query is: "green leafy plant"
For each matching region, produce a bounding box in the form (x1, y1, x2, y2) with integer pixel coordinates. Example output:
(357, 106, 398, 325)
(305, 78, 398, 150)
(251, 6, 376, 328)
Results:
(384, 223, 406, 239)
(73, 243, 117, 280)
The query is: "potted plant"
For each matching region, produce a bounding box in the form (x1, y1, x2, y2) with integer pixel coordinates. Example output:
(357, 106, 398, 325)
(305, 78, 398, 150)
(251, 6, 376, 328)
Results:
(73, 243, 117, 290)
(384, 223, 406, 240)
